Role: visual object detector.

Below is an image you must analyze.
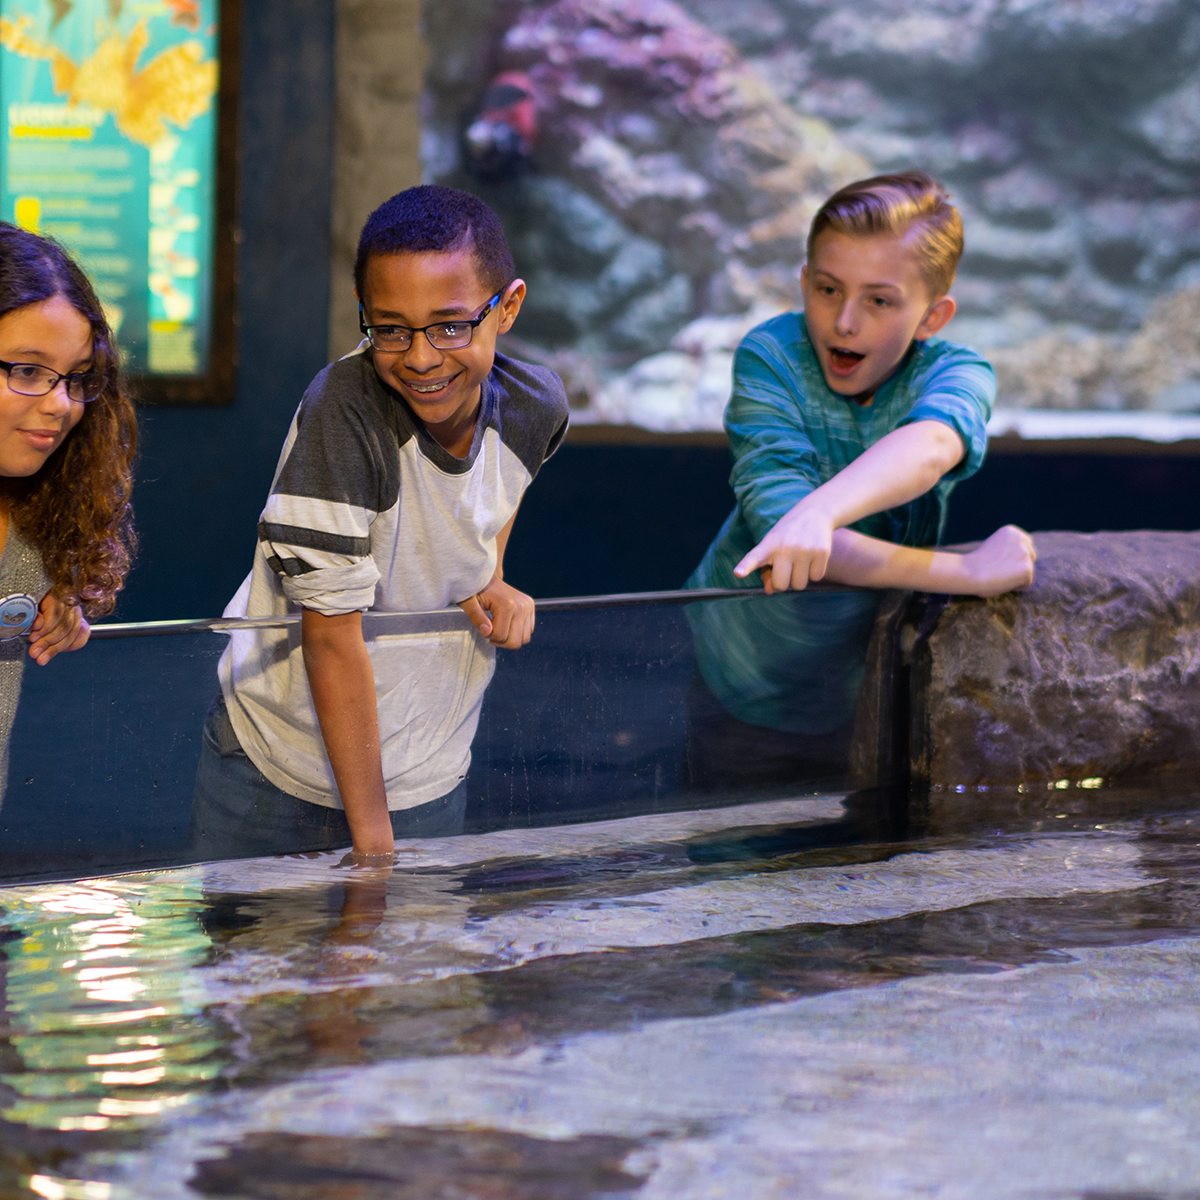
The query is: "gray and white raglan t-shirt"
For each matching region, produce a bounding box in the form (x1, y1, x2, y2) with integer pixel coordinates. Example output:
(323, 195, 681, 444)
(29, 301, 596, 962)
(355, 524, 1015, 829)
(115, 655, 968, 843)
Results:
(218, 349, 569, 811)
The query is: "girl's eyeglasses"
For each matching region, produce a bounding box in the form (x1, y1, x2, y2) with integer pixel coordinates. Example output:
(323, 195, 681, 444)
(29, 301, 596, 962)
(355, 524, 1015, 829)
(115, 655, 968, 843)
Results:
(0, 360, 102, 403)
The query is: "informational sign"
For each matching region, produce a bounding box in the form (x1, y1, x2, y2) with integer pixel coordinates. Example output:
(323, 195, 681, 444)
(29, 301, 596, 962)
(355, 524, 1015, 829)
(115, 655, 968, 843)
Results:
(0, 0, 220, 380)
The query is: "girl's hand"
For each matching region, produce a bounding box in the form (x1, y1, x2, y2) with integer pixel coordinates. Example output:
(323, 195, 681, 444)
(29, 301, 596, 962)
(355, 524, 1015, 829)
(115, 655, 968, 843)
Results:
(28, 593, 90, 665)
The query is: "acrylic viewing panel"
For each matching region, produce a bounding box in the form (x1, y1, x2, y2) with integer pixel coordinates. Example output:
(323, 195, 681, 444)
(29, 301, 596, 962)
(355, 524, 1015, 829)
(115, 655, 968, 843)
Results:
(0, 591, 863, 883)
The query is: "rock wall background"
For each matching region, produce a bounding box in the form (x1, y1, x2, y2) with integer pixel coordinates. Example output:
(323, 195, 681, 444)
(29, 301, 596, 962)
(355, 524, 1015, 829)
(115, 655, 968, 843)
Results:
(329, 0, 425, 360)
(421, 0, 1200, 429)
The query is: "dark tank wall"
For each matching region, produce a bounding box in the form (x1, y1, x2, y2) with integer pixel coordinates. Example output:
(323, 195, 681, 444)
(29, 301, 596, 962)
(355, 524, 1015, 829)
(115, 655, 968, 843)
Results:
(500, 446, 1200, 600)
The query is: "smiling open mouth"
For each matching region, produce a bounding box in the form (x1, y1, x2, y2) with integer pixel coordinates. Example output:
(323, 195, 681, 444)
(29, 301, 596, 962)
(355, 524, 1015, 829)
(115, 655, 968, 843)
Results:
(827, 348, 865, 372)
(404, 378, 455, 395)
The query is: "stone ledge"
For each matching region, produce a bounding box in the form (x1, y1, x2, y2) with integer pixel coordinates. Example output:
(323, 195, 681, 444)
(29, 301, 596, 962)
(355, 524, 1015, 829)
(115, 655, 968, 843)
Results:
(851, 531, 1200, 788)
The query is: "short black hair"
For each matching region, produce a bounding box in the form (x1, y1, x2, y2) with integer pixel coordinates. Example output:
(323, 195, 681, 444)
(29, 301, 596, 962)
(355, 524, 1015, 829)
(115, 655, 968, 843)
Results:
(354, 185, 516, 299)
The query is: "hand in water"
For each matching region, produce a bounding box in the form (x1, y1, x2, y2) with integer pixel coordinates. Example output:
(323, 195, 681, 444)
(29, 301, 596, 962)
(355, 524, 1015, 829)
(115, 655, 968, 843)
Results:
(339, 849, 396, 869)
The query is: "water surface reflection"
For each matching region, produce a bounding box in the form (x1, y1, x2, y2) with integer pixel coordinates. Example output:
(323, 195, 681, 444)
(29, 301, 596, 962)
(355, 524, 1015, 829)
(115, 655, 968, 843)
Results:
(0, 786, 1198, 1198)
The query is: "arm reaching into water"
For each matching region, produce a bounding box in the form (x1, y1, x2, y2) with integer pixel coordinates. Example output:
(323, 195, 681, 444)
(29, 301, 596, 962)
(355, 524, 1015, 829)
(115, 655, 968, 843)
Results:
(302, 608, 394, 863)
(302, 506, 535, 863)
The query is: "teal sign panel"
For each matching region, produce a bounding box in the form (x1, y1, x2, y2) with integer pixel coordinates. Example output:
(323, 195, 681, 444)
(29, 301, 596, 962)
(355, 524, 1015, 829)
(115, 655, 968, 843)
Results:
(0, 0, 220, 376)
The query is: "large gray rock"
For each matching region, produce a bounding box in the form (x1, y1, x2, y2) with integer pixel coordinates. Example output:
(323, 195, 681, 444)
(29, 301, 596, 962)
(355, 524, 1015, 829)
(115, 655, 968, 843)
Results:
(852, 531, 1200, 788)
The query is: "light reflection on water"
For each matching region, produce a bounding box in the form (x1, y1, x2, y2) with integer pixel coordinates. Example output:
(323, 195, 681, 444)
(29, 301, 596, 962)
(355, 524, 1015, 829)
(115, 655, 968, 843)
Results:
(0, 789, 1199, 1198)
(1, 880, 224, 1134)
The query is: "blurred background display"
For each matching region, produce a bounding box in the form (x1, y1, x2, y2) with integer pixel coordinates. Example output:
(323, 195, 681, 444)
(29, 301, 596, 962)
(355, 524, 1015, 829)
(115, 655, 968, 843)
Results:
(422, 0, 1200, 432)
(0, 0, 226, 396)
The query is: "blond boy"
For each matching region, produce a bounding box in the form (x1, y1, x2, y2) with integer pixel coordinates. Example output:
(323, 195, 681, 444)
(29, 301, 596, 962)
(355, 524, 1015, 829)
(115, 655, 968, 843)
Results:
(686, 172, 1035, 780)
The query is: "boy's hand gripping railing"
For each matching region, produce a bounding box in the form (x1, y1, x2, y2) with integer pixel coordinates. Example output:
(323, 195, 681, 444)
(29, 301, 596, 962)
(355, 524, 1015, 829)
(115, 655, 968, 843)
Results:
(86, 583, 868, 640)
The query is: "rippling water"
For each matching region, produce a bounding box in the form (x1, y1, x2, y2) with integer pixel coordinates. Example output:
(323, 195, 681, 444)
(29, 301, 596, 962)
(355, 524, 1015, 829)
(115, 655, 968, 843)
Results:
(3, 787, 1200, 1199)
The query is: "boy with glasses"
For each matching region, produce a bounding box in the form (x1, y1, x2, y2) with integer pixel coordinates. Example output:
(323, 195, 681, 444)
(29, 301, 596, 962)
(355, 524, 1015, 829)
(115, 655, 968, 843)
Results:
(192, 186, 568, 862)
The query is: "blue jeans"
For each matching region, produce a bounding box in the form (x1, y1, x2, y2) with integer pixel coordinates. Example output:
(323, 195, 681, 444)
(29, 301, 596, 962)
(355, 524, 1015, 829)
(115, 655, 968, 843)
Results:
(190, 692, 467, 861)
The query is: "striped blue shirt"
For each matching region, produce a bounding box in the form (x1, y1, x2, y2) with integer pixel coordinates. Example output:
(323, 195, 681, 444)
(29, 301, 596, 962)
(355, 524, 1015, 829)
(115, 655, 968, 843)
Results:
(686, 312, 995, 734)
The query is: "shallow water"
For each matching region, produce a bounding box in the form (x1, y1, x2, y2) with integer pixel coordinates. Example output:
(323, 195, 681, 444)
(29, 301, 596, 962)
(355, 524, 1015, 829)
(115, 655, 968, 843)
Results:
(2, 786, 1200, 1199)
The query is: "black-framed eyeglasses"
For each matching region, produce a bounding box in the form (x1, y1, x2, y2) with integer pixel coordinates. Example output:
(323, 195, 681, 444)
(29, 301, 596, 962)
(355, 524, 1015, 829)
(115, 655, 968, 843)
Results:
(0, 359, 101, 403)
(358, 291, 503, 353)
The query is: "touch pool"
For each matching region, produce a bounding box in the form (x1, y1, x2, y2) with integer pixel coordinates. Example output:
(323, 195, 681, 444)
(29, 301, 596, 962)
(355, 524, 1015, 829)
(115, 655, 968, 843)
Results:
(0, 590, 1199, 1197)
(2, 785, 1200, 1198)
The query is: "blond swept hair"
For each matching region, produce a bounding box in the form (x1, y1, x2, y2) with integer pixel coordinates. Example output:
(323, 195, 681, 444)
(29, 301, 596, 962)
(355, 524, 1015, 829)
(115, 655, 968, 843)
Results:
(807, 171, 964, 297)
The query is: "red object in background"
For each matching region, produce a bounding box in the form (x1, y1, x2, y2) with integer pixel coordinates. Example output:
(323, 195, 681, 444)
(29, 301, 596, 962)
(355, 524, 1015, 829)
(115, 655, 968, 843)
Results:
(165, 0, 201, 30)
(464, 71, 537, 181)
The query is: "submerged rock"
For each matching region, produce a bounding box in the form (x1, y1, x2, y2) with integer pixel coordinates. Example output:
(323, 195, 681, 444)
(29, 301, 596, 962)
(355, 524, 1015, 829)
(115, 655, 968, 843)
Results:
(853, 531, 1200, 788)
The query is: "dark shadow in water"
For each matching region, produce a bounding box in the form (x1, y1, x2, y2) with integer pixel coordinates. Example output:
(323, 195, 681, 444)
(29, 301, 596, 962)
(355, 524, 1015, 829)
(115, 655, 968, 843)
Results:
(338, 889, 1182, 1069)
(683, 787, 911, 864)
(211, 804, 1200, 1085)
(452, 790, 915, 908)
(189, 1127, 649, 1200)
(454, 846, 690, 897)
(450, 786, 1200, 915)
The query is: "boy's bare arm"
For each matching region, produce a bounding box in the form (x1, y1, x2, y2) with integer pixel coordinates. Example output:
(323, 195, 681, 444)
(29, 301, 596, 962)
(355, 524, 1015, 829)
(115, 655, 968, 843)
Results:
(301, 608, 395, 861)
(735, 420, 964, 591)
(458, 509, 536, 649)
(824, 524, 1036, 596)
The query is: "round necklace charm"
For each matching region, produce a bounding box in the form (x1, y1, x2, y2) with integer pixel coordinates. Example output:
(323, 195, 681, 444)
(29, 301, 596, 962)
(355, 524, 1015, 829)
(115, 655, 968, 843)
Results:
(0, 594, 38, 639)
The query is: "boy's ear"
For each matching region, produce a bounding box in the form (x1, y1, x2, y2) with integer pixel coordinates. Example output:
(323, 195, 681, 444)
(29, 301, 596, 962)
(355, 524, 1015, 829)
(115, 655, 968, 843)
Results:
(915, 294, 956, 341)
(496, 279, 527, 335)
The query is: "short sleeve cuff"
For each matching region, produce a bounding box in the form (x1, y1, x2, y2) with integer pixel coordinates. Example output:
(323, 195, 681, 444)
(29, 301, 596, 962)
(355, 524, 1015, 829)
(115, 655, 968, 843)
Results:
(280, 560, 380, 616)
(901, 402, 989, 483)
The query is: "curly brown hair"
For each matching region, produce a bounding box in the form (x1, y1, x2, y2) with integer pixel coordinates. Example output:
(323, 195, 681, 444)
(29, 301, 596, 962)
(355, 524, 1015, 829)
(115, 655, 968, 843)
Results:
(0, 223, 137, 617)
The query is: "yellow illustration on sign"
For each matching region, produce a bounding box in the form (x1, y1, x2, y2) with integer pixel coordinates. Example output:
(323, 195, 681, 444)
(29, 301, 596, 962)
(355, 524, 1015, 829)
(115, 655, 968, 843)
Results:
(13, 195, 39, 230)
(0, 14, 215, 147)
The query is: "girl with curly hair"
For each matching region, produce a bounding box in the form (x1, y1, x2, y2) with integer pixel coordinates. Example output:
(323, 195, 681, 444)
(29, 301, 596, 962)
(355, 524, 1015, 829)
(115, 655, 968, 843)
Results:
(0, 222, 137, 665)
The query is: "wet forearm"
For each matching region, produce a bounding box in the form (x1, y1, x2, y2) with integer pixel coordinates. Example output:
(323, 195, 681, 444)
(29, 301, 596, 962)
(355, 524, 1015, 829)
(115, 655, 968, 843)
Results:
(301, 609, 393, 856)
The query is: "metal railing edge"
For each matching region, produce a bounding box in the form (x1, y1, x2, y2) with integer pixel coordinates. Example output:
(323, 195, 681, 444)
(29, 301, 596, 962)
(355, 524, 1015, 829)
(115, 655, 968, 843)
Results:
(87, 582, 868, 640)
